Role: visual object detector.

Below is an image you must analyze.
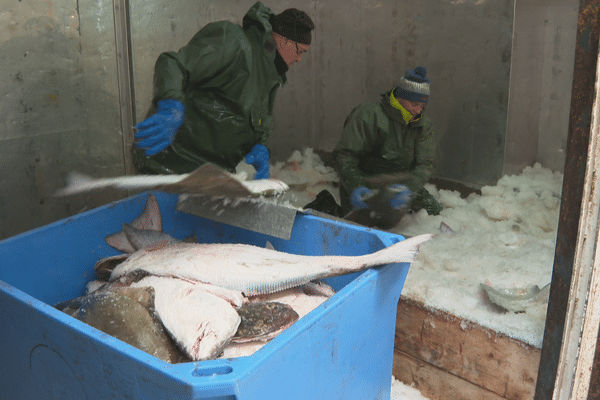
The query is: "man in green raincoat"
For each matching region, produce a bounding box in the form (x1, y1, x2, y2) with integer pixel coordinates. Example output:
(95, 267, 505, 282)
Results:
(133, 2, 314, 180)
(332, 66, 442, 228)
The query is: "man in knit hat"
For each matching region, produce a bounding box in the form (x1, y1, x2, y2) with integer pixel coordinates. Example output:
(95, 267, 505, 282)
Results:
(133, 2, 314, 180)
(328, 66, 442, 229)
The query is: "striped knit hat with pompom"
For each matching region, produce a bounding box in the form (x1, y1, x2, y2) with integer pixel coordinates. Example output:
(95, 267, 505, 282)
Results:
(393, 66, 430, 103)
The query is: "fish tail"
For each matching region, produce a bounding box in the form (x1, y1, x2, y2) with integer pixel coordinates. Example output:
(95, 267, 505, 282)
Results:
(54, 172, 97, 196)
(54, 173, 188, 196)
(361, 234, 434, 266)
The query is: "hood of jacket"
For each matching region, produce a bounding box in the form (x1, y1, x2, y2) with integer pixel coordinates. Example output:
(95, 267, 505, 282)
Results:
(380, 90, 427, 126)
(243, 2, 275, 39)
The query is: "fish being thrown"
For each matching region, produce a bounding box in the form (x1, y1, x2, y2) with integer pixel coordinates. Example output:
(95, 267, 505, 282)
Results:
(110, 233, 433, 296)
(55, 162, 289, 198)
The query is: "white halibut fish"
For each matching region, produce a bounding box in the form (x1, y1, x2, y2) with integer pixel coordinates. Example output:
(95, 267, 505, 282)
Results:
(110, 234, 433, 296)
(130, 275, 242, 361)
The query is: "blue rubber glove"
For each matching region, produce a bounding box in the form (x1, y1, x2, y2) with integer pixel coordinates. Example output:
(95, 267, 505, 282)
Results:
(134, 99, 185, 156)
(245, 144, 270, 179)
(350, 187, 372, 209)
(388, 184, 412, 209)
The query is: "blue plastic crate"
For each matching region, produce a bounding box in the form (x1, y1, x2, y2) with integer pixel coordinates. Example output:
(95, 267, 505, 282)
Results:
(0, 192, 410, 400)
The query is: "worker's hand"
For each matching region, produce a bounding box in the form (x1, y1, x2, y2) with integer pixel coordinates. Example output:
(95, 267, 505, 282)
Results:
(245, 144, 270, 179)
(134, 99, 185, 156)
(350, 187, 373, 209)
(388, 184, 412, 209)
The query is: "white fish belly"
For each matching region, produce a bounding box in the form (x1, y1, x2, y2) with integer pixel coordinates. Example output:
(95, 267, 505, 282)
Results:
(130, 276, 241, 361)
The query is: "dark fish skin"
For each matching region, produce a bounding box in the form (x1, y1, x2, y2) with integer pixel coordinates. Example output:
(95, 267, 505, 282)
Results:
(55, 287, 189, 364)
(233, 302, 299, 343)
(343, 186, 408, 229)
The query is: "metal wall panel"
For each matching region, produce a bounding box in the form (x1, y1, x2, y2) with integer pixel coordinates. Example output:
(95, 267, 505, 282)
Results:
(0, 0, 126, 240)
(536, 0, 578, 174)
(505, 0, 578, 177)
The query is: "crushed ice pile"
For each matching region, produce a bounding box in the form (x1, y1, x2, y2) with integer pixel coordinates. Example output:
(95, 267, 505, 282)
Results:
(394, 163, 561, 348)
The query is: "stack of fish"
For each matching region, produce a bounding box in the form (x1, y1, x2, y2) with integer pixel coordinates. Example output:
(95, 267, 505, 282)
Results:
(55, 194, 433, 362)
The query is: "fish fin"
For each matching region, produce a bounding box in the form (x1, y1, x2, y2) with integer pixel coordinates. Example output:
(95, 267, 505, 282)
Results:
(105, 231, 136, 253)
(122, 223, 144, 250)
(105, 194, 162, 253)
(361, 233, 434, 266)
(131, 194, 162, 231)
(439, 221, 457, 236)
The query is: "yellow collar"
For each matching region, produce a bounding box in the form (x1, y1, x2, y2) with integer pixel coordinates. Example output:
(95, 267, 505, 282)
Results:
(390, 91, 421, 124)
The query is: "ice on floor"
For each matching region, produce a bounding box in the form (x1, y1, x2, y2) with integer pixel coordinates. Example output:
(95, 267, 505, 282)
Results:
(391, 376, 431, 400)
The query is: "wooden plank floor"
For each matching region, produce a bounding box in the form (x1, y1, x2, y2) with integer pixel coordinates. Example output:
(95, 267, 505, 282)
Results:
(393, 297, 541, 400)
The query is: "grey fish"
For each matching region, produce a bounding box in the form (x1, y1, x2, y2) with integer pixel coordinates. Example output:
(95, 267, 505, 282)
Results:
(105, 193, 164, 253)
(55, 287, 188, 363)
(105, 193, 182, 253)
(480, 282, 551, 312)
(97, 194, 195, 277)
(110, 233, 434, 296)
(122, 223, 183, 251)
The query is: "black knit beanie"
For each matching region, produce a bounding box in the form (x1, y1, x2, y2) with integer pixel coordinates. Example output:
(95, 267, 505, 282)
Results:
(270, 8, 315, 45)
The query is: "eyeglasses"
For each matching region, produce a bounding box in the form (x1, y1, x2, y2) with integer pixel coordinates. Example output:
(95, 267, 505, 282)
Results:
(285, 38, 309, 57)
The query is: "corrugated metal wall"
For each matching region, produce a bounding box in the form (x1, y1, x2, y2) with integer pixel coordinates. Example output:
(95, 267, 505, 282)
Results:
(0, 0, 578, 239)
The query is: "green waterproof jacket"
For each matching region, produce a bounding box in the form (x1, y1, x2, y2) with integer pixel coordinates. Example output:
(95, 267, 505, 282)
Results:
(133, 2, 286, 174)
(334, 91, 436, 211)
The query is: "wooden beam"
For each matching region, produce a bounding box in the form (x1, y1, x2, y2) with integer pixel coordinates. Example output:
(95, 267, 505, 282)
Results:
(393, 349, 507, 400)
(395, 297, 541, 399)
